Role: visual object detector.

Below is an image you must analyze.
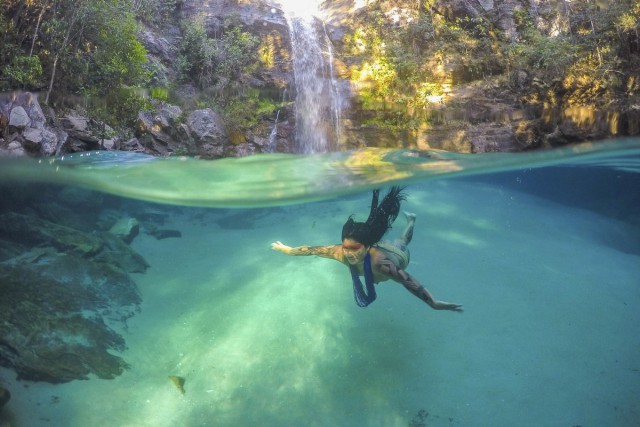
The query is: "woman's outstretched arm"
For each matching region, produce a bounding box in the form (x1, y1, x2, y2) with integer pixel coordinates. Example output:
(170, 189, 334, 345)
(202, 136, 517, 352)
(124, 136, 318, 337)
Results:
(271, 242, 343, 261)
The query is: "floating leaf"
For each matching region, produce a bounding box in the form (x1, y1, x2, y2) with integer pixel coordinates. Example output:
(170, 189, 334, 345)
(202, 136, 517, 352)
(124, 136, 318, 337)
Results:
(168, 375, 185, 394)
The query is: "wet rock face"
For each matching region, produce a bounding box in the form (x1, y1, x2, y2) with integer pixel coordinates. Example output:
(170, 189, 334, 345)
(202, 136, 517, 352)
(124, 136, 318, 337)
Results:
(0, 186, 148, 383)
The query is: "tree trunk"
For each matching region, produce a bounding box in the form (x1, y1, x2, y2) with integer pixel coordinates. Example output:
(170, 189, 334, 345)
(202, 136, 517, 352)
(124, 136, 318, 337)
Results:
(45, 14, 73, 105)
(30, 1, 49, 57)
(45, 54, 59, 105)
(44, 3, 82, 105)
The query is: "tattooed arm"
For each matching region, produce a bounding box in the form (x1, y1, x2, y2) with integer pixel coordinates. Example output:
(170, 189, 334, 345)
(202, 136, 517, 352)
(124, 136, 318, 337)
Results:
(376, 257, 463, 312)
(271, 241, 343, 262)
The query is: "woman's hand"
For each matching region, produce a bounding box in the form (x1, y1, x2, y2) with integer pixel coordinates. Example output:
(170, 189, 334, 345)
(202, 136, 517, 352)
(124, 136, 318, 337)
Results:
(271, 241, 292, 254)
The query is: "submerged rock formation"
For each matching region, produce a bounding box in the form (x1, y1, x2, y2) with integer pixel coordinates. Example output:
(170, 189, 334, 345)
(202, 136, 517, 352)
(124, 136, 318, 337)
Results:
(0, 186, 148, 383)
(0, 385, 9, 409)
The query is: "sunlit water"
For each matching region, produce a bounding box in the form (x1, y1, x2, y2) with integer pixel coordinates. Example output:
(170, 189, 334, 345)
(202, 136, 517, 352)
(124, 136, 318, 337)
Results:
(0, 139, 639, 426)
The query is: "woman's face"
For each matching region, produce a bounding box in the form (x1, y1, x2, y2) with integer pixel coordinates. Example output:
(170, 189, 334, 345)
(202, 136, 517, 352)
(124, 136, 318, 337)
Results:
(342, 238, 368, 265)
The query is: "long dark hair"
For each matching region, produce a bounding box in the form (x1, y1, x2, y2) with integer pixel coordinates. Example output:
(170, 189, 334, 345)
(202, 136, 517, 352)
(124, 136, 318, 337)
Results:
(341, 186, 406, 246)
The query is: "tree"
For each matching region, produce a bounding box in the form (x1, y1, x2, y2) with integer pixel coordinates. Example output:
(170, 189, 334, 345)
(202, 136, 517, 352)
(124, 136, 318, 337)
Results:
(86, 0, 148, 92)
(42, 0, 89, 104)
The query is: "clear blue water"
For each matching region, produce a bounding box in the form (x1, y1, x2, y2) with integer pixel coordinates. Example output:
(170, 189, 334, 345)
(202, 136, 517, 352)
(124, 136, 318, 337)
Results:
(0, 139, 639, 426)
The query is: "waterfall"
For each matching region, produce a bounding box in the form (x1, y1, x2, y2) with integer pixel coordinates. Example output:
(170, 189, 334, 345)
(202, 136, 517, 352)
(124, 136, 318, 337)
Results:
(266, 109, 280, 153)
(276, 1, 343, 154)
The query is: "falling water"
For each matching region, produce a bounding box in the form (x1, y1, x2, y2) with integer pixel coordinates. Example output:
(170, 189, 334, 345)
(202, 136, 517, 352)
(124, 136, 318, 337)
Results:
(277, 0, 343, 154)
(266, 109, 280, 153)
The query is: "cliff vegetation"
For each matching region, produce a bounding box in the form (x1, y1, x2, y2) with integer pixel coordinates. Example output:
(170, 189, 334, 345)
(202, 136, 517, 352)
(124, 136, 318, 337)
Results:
(1, 0, 639, 155)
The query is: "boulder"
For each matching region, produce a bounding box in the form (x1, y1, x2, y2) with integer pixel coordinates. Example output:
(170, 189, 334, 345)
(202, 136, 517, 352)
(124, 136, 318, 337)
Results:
(139, 29, 176, 62)
(2, 141, 26, 157)
(17, 92, 46, 129)
(97, 232, 149, 273)
(63, 115, 89, 133)
(0, 385, 9, 409)
(62, 115, 99, 145)
(108, 217, 140, 244)
(0, 92, 71, 157)
(9, 106, 31, 129)
(52, 128, 68, 155)
(20, 127, 58, 155)
(22, 127, 43, 144)
(101, 138, 116, 150)
(159, 104, 182, 127)
(123, 137, 146, 152)
(137, 111, 154, 133)
(187, 108, 229, 157)
(135, 105, 194, 155)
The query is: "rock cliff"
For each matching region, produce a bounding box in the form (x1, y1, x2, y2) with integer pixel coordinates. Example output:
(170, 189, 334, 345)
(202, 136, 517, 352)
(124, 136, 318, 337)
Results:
(1, 0, 638, 157)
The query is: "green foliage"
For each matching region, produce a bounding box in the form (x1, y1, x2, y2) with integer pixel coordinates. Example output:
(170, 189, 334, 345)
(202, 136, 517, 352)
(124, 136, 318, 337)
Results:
(3, 55, 43, 88)
(509, 9, 578, 78)
(0, 0, 149, 128)
(89, 3, 149, 92)
(510, 1, 637, 104)
(343, 2, 505, 129)
(150, 87, 169, 103)
(85, 87, 152, 130)
(134, 0, 179, 25)
(221, 89, 280, 129)
(176, 19, 259, 91)
(217, 27, 260, 80)
(362, 111, 421, 132)
(176, 18, 211, 85)
(341, 0, 638, 131)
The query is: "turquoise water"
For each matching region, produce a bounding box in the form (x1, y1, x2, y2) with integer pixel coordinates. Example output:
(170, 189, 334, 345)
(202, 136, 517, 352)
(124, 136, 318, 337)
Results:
(0, 139, 639, 426)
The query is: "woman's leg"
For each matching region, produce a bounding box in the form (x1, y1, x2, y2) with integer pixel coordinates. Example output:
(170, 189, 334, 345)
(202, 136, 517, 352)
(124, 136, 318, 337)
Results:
(400, 211, 416, 245)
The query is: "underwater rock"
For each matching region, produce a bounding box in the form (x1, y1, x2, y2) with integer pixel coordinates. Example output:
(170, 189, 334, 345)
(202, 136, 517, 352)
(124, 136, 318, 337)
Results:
(35, 250, 143, 314)
(148, 228, 182, 240)
(0, 237, 20, 261)
(0, 212, 104, 256)
(96, 232, 149, 273)
(168, 375, 185, 395)
(109, 217, 140, 244)
(0, 385, 9, 408)
(0, 264, 134, 382)
(0, 184, 148, 384)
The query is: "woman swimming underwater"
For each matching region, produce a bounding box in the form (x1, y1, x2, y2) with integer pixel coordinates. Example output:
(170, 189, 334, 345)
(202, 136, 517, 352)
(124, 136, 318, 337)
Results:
(271, 187, 462, 311)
